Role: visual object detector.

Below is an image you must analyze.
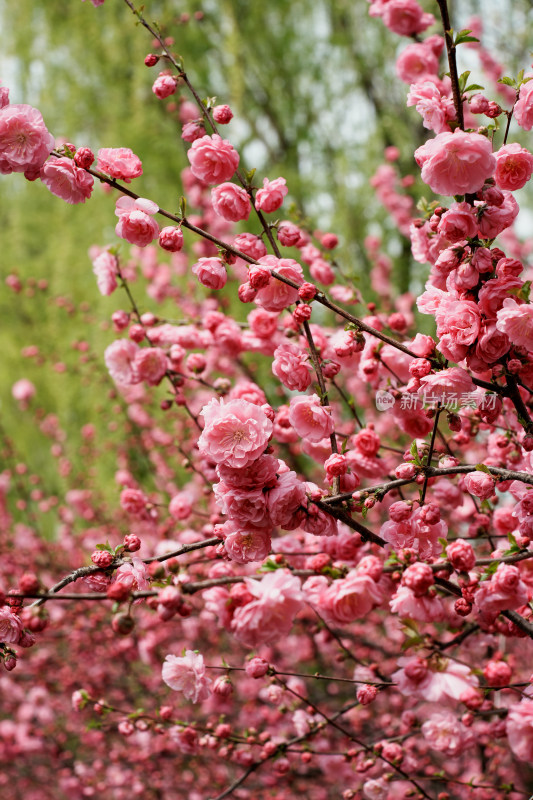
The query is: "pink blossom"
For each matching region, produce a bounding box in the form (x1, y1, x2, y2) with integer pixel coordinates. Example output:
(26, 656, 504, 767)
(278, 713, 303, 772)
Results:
(192, 257, 227, 290)
(446, 539, 475, 572)
(381, 0, 434, 36)
(216, 454, 278, 489)
(415, 130, 495, 196)
(152, 72, 178, 99)
(233, 232, 268, 261)
(92, 250, 118, 296)
(223, 523, 272, 563)
(513, 80, 533, 131)
(0, 82, 9, 108)
(40, 156, 94, 204)
(214, 482, 271, 528)
(463, 471, 495, 500)
(134, 347, 167, 385)
(390, 585, 445, 622)
(198, 397, 273, 468)
(187, 134, 239, 184)
(231, 569, 304, 647)
(309, 258, 335, 285)
(114, 196, 159, 247)
(418, 368, 475, 403)
(478, 275, 522, 317)
(162, 651, 212, 702)
(422, 710, 472, 756)
(266, 471, 306, 530)
(475, 321, 510, 364)
(0, 607, 23, 644)
(272, 342, 312, 391)
(12, 378, 36, 403)
(114, 558, 149, 592)
(104, 339, 139, 385)
(254, 177, 288, 213)
(211, 182, 251, 221)
(395, 42, 440, 85)
(496, 297, 533, 349)
(212, 104, 233, 124)
(307, 571, 383, 625)
(494, 143, 533, 191)
(506, 700, 533, 761)
(0, 103, 55, 177)
(474, 563, 529, 618)
(278, 220, 304, 247)
(159, 226, 184, 252)
(407, 81, 455, 133)
(288, 394, 335, 442)
(254, 256, 304, 312)
(437, 202, 478, 242)
(476, 191, 519, 238)
(393, 656, 478, 702)
(96, 147, 142, 183)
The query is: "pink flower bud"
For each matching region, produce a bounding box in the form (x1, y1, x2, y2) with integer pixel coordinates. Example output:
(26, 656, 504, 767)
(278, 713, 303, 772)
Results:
(159, 226, 184, 252)
(111, 613, 135, 635)
(395, 463, 417, 480)
(144, 54, 160, 67)
(402, 562, 434, 597)
(91, 550, 114, 568)
(74, 147, 95, 169)
(357, 684, 378, 705)
(124, 534, 141, 552)
(212, 104, 233, 124)
(245, 657, 270, 678)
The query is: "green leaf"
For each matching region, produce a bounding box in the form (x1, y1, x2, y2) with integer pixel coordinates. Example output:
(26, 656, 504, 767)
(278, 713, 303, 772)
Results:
(464, 84, 484, 92)
(96, 542, 113, 552)
(177, 196, 187, 219)
(259, 559, 283, 572)
(498, 76, 516, 87)
(474, 463, 491, 474)
(454, 29, 479, 46)
(457, 70, 471, 94)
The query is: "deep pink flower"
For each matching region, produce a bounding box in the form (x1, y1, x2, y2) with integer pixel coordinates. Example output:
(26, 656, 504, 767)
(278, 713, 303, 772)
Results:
(463, 471, 495, 500)
(396, 42, 440, 85)
(437, 202, 478, 242)
(494, 143, 533, 191)
(187, 134, 239, 184)
(382, 0, 435, 36)
(192, 257, 227, 290)
(114, 196, 159, 247)
(211, 182, 251, 221)
(266, 471, 306, 530)
(158, 226, 184, 252)
(0, 607, 23, 644)
(407, 81, 455, 133)
(96, 147, 142, 183)
(198, 397, 273, 468)
(415, 130, 495, 196)
(134, 347, 167, 386)
(272, 342, 312, 391)
(254, 177, 288, 213)
(254, 256, 304, 311)
(0, 103, 55, 177)
(162, 651, 212, 702)
(152, 72, 178, 99)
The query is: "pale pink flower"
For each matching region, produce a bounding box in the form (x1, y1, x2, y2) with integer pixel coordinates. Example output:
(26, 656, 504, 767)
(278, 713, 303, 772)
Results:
(211, 182, 251, 221)
(214, 482, 271, 528)
(0, 103, 55, 177)
(12, 379, 35, 403)
(233, 232, 268, 261)
(506, 700, 533, 761)
(382, 0, 435, 36)
(254, 177, 288, 213)
(168, 493, 193, 520)
(494, 143, 533, 191)
(114, 196, 159, 247)
(474, 563, 529, 618)
(114, 558, 149, 592)
(40, 156, 94, 204)
(254, 256, 304, 312)
(231, 569, 304, 647)
(192, 257, 227, 290)
(393, 656, 478, 702)
(223, 523, 272, 564)
(272, 342, 312, 391)
(198, 397, 273, 468)
(162, 651, 212, 703)
(216, 454, 278, 489)
(134, 347, 168, 385)
(513, 80, 533, 131)
(248, 308, 279, 338)
(92, 250, 118, 296)
(288, 394, 335, 442)
(104, 339, 139, 385)
(496, 297, 533, 349)
(414, 130, 495, 196)
(0, 607, 23, 644)
(407, 81, 455, 133)
(422, 710, 473, 756)
(96, 147, 142, 183)
(395, 42, 440, 85)
(390, 585, 446, 622)
(187, 133, 239, 184)
(478, 275, 522, 318)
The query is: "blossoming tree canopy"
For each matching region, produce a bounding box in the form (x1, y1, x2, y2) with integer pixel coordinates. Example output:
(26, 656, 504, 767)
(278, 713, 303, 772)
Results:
(3, 1, 533, 799)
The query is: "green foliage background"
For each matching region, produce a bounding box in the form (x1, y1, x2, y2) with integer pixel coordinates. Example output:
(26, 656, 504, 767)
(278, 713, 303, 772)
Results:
(1, 0, 533, 526)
